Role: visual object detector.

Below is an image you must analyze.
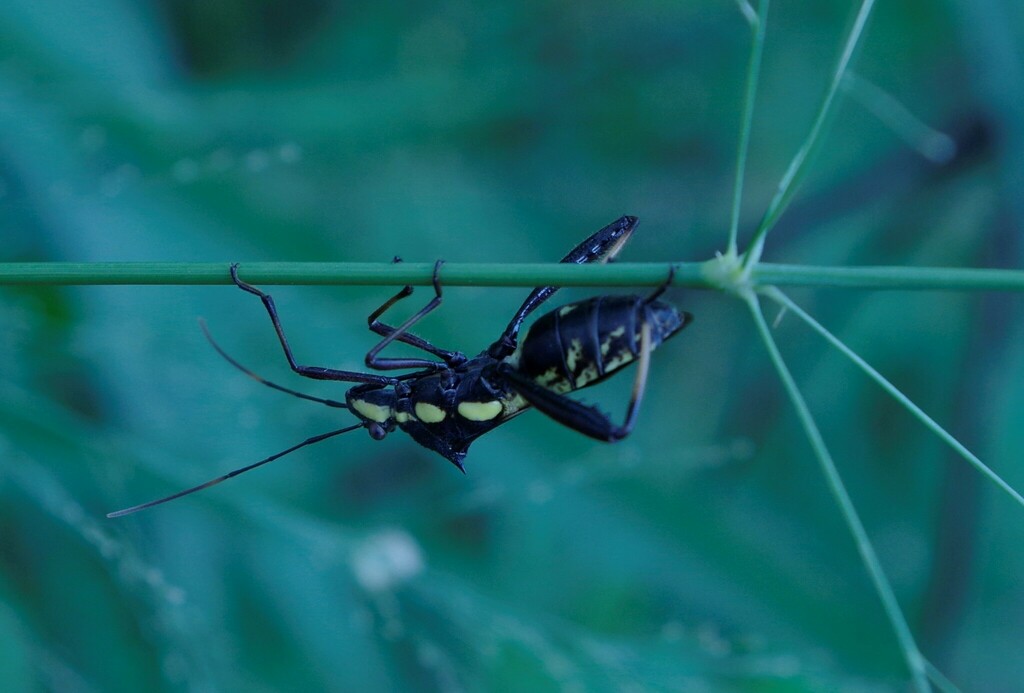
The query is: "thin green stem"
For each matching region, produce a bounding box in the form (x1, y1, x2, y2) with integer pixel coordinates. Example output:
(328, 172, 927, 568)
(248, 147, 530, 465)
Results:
(733, 0, 757, 25)
(751, 264, 1024, 290)
(0, 261, 700, 287)
(764, 287, 1024, 509)
(5, 261, 1024, 292)
(924, 657, 962, 693)
(744, 290, 929, 692)
(844, 72, 956, 164)
(742, 0, 877, 268)
(727, 0, 769, 256)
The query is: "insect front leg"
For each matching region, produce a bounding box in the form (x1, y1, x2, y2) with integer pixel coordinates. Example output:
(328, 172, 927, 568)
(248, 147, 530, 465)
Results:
(501, 321, 654, 442)
(487, 215, 639, 359)
(366, 260, 466, 367)
(364, 260, 465, 371)
(230, 264, 390, 385)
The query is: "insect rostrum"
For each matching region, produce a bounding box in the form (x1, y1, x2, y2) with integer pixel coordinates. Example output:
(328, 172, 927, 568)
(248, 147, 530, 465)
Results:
(109, 216, 690, 517)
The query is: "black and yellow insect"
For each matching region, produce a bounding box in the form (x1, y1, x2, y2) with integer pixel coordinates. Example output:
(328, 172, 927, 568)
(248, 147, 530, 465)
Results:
(109, 216, 691, 517)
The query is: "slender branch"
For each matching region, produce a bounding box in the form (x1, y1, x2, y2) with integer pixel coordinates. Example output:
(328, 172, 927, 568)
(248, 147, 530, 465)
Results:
(0, 261, 699, 287)
(744, 291, 929, 692)
(765, 286, 1024, 510)
(743, 0, 878, 267)
(4, 261, 1024, 292)
(751, 264, 1024, 291)
(726, 0, 769, 255)
(734, 0, 757, 25)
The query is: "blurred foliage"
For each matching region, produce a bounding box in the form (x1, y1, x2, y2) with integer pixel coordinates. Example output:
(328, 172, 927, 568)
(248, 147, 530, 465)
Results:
(2, 0, 1024, 691)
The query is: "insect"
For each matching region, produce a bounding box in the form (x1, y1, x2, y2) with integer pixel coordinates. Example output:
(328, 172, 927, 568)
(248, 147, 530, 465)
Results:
(109, 216, 691, 517)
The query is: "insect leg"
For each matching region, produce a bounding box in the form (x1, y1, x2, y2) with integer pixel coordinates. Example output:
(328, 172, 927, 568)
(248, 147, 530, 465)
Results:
(645, 264, 677, 303)
(365, 262, 465, 366)
(501, 321, 654, 442)
(364, 260, 464, 371)
(487, 215, 639, 359)
(230, 264, 391, 385)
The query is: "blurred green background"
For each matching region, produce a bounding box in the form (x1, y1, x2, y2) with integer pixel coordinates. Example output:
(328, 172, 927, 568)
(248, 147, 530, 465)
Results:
(2, 1, 1024, 690)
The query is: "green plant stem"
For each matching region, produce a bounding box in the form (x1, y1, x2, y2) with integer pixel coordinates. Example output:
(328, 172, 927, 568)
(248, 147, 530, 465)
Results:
(742, 0, 877, 268)
(726, 0, 768, 255)
(5, 261, 1024, 292)
(4, 261, 1024, 291)
(744, 290, 929, 693)
(750, 264, 1024, 290)
(924, 657, 961, 693)
(765, 286, 1024, 509)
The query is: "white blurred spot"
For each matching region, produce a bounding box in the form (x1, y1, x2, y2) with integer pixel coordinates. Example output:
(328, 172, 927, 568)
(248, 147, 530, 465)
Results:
(236, 405, 262, 431)
(349, 606, 374, 633)
(730, 437, 756, 461)
(245, 149, 270, 172)
(762, 654, 801, 677)
(164, 586, 187, 606)
(697, 622, 731, 657)
(278, 142, 303, 164)
(172, 158, 200, 183)
(920, 133, 957, 165)
(162, 652, 188, 684)
(380, 619, 404, 640)
(399, 19, 466, 72)
(660, 620, 685, 642)
(79, 125, 107, 153)
(416, 641, 442, 667)
(208, 148, 235, 172)
(352, 528, 425, 592)
(560, 465, 586, 485)
(48, 181, 72, 200)
(527, 480, 553, 504)
(99, 164, 140, 198)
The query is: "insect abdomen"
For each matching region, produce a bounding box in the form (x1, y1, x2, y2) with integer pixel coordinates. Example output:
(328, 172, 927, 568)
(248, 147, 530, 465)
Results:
(515, 296, 690, 393)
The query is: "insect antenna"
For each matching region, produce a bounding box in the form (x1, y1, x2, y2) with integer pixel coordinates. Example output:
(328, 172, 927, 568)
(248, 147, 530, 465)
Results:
(107, 423, 364, 518)
(200, 319, 348, 409)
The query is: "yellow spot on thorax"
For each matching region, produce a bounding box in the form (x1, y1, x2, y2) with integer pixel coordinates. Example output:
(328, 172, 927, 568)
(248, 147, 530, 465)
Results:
(352, 399, 392, 423)
(457, 400, 503, 421)
(414, 401, 446, 423)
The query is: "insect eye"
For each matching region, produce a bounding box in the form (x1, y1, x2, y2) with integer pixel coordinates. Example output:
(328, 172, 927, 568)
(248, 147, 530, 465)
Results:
(367, 423, 387, 441)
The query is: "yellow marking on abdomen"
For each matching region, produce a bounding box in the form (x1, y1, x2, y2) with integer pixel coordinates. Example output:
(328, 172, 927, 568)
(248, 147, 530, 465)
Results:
(564, 338, 583, 372)
(535, 367, 572, 393)
(574, 364, 600, 388)
(601, 326, 627, 356)
(414, 402, 447, 423)
(351, 399, 392, 423)
(603, 348, 636, 374)
(457, 400, 503, 421)
(501, 392, 530, 417)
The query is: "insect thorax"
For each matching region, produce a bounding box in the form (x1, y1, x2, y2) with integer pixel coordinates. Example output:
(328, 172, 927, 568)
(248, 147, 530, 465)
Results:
(346, 358, 526, 467)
